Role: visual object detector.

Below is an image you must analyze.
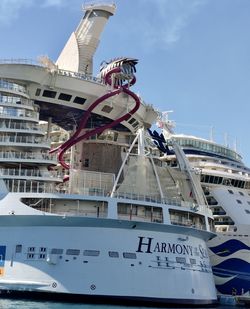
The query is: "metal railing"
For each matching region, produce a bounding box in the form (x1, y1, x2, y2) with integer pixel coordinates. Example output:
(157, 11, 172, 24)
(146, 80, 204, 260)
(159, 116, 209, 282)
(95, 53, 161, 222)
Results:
(0, 168, 62, 179)
(57, 69, 102, 84)
(0, 59, 38, 66)
(0, 59, 103, 85)
(0, 78, 27, 93)
(0, 121, 43, 132)
(6, 179, 56, 193)
(113, 191, 183, 206)
(0, 96, 33, 107)
(0, 135, 50, 146)
(170, 218, 206, 230)
(0, 109, 39, 120)
(0, 151, 56, 162)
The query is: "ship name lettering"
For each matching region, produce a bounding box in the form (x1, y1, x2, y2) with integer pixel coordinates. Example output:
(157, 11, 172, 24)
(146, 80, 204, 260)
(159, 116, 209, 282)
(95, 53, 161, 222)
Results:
(199, 245, 208, 259)
(136, 237, 193, 255)
(153, 243, 193, 255)
(136, 236, 153, 253)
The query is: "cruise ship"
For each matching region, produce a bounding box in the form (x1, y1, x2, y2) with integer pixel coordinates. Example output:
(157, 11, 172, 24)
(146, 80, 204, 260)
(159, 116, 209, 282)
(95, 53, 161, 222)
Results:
(0, 3, 217, 306)
(155, 114, 250, 297)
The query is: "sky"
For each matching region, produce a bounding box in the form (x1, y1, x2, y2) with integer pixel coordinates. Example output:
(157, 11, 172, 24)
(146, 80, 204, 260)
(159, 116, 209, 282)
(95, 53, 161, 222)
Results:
(0, 0, 250, 164)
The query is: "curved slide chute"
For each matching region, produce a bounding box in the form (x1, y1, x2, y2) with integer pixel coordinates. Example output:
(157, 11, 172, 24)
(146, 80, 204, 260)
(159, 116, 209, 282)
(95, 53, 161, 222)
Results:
(50, 58, 140, 170)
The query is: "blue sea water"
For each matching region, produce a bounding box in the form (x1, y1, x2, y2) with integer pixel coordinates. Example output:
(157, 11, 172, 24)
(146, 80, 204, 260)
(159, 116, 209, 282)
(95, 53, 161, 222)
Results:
(0, 300, 243, 309)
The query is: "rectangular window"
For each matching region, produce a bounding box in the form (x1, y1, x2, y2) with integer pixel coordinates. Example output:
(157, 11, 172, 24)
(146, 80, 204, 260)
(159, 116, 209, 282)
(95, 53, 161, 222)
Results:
(132, 121, 139, 128)
(42, 90, 57, 98)
(35, 88, 41, 96)
(58, 93, 72, 101)
(190, 258, 196, 265)
(27, 253, 35, 259)
(108, 251, 119, 258)
(83, 250, 100, 257)
(40, 247, 46, 252)
(123, 252, 137, 259)
(176, 257, 186, 264)
(128, 118, 136, 124)
(28, 247, 35, 252)
(66, 249, 80, 255)
(50, 248, 63, 254)
(15, 245, 22, 253)
(73, 96, 86, 104)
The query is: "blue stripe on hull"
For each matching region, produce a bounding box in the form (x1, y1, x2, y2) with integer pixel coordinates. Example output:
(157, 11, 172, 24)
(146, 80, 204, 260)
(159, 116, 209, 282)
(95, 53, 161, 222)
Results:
(212, 258, 250, 295)
(209, 239, 250, 257)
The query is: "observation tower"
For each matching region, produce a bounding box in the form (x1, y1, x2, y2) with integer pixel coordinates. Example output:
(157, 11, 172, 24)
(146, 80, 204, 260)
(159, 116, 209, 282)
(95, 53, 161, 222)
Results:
(56, 3, 116, 75)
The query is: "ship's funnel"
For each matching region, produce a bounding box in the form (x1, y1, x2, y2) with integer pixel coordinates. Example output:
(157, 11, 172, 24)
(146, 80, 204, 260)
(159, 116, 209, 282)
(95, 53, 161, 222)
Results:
(56, 3, 116, 75)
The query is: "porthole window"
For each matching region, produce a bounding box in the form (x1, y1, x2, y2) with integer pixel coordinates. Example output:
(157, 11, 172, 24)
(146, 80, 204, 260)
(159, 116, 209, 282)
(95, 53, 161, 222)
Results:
(236, 199, 242, 204)
(228, 190, 234, 194)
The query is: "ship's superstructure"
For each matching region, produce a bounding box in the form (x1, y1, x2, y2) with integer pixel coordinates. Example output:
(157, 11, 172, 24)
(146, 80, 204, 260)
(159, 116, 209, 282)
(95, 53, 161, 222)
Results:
(155, 114, 250, 297)
(0, 3, 217, 306)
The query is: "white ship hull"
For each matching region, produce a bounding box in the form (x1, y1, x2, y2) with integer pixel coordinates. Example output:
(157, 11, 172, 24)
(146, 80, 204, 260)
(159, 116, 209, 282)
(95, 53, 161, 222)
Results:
(0, 215, 216, 305)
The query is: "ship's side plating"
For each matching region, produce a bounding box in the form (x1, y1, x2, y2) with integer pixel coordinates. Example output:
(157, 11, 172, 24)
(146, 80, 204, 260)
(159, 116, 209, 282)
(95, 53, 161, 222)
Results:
(0, 213, 215, 305)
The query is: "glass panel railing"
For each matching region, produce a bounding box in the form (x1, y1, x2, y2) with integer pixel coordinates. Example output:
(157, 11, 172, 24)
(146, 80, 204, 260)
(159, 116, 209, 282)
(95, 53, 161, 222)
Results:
(0, 79, 26, 93)
(0, 151, 56, 161)
(0, 95, 33, 107)
(0, 135, 50, 146)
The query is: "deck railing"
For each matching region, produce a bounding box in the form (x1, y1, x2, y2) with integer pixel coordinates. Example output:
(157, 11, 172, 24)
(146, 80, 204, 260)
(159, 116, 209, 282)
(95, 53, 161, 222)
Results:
(0, 96, 33, 107)
(0, 109, 38, 120)
(0, 168, 62, 179)
(0, 78, 27, 93)
(0, 59, 103, 85)
(0, 151, 56, 162)
(0, 121, 43, 132)
(0, 135, 50, 146)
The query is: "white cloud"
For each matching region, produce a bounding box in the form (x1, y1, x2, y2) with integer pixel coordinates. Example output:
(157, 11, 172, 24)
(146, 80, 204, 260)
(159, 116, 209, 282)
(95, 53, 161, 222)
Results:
(136, 0, 208, 50)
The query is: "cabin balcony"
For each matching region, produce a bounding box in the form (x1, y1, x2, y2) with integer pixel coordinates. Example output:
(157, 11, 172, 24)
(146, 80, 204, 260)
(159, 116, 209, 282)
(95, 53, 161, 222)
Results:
(0, 136, 50, 148)
(0, 151, 57, 165)
(0, 168, 62, 182)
